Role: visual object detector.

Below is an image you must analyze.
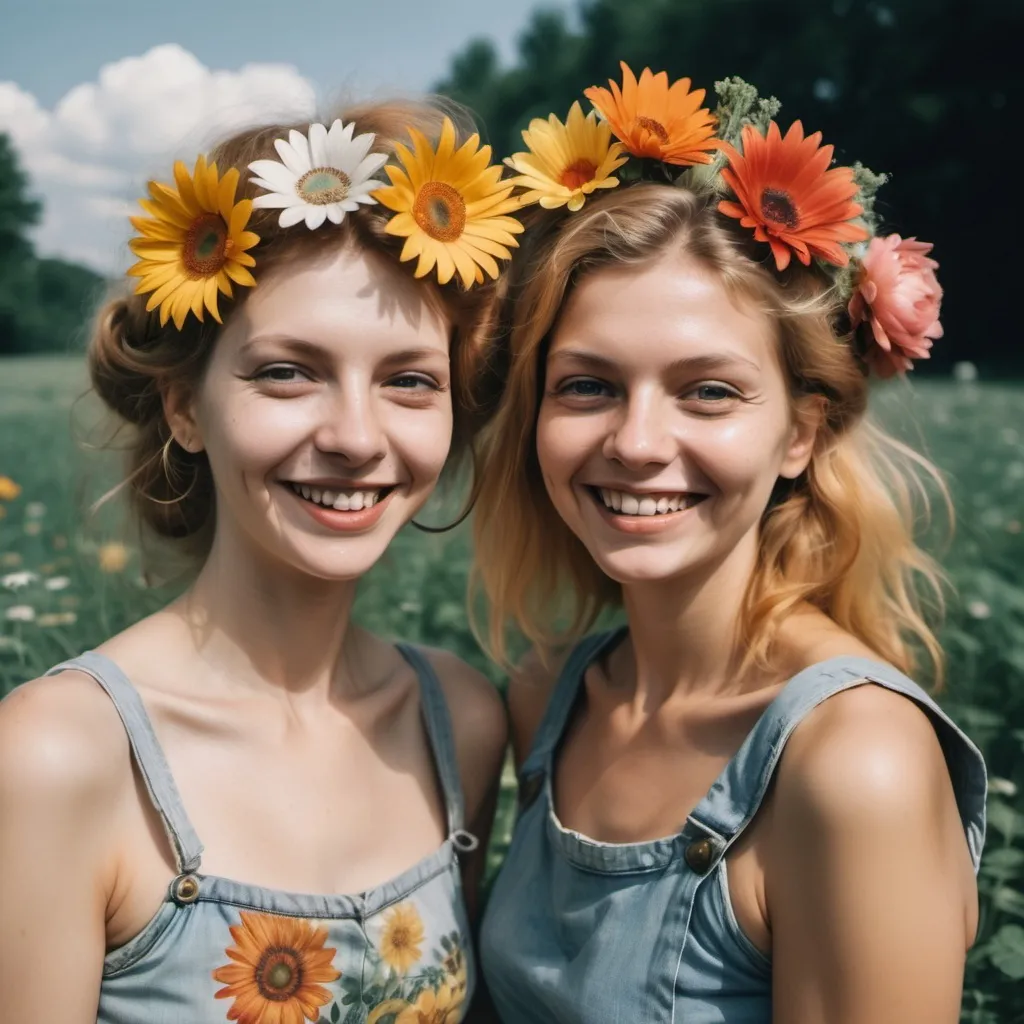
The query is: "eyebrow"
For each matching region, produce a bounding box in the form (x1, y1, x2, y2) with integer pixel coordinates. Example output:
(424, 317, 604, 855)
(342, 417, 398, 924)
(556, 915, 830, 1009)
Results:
(241, 336, 447, 364)
(548, 348, 762, 375)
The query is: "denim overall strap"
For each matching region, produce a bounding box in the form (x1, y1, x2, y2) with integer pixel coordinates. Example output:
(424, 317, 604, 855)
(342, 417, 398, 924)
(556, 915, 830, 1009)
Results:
(396, 643, 468, 840)
(44, 651, 204, 874)
(685, 655, 988, 870)
(518, 627, 629, 782)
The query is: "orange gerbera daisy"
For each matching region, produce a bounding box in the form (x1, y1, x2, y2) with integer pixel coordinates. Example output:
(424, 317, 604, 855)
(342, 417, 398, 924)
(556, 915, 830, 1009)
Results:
(584, 61, 721, 166)
(717, 121, 868, 271)
(212, 911, 341, 1024)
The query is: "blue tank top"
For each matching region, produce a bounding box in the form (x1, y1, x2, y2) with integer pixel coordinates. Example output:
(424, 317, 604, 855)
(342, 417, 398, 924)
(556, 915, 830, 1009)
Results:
(480, 629, 988, 1023)
(45, 646, 478, 1024)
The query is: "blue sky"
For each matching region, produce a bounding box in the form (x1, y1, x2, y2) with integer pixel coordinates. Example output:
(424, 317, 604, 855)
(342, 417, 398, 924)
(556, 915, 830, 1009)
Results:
(0, 0, 572, 269)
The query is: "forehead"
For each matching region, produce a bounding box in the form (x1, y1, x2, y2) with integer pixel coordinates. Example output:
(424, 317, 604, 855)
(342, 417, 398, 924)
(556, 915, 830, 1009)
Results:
(552, 252, 776, 370)
(224, 245, 450, 352)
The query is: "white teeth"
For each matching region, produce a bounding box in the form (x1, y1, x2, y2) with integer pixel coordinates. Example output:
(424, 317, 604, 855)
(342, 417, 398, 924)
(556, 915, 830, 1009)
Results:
(597, 488, 699, 516)
(290, 484, 384, 510)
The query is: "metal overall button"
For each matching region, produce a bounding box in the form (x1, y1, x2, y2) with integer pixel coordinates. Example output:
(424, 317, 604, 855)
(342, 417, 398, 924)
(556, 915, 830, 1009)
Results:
(684, 838, 715, 875)
(172, 873, 201, 904)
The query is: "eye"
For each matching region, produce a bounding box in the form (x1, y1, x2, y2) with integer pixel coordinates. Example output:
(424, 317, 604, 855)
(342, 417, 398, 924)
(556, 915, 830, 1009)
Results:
(684, 382, 741, 404)
(387, 373, 443, 391)
(556, 377, 613, 399)
(251, 364, 313, 384)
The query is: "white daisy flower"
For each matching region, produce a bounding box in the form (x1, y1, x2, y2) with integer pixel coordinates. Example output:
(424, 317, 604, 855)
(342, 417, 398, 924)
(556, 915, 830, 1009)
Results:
(44, 575, 71, 591)
(248, 120, 388, 230)
(2, 571, 38, 590)
(5, 605, 35, 622)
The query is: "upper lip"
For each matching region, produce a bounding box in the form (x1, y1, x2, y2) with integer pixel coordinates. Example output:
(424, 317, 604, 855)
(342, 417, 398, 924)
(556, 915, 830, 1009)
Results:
(584, 483, 708, 496)
(284, 480, 398, 489)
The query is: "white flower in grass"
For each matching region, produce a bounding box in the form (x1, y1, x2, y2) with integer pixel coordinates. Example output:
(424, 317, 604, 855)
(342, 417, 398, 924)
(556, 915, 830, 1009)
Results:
(249, 120, 388, 230)
(2, 571, 38, 590)
(44, 576, 70, 591)
(25, 502, 46, 519)
(5, 605, 35, 622)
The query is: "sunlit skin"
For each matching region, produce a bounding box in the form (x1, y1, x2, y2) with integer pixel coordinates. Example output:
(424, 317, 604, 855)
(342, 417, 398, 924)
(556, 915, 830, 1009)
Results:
(0, 245, 506, 1024)
(510, 251, 978, 1023)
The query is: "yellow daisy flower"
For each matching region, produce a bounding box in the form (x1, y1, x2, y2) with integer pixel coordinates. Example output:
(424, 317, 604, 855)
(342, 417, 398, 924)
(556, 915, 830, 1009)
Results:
(504, 101, 628, 212)
(377, 902, 425, 974)
(373, 117, 524, 289)
(395, 981, 463, 1024)
(97, 542, 130, 574)
(0, 476, 21, 501)
(128, 156, 260, 330)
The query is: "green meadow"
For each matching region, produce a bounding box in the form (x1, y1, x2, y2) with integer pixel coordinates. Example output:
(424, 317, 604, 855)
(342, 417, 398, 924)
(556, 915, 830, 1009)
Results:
(1, 355, 1023, 1019)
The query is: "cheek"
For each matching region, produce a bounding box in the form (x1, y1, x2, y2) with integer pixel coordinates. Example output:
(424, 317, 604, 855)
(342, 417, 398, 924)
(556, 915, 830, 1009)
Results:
(691, 413, 793, 488)
(392, 403, 454, 479)
(536, 405, 592, 482)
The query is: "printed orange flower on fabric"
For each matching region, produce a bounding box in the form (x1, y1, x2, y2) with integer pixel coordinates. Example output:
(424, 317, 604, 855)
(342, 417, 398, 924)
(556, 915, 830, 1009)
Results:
(213, 911, 341, 1024)
(717, 121, 868, 271)
(584, 61, 721, 166)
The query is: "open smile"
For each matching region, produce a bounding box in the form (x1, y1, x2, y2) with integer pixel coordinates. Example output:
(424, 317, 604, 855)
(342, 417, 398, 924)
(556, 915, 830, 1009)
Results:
(584, 486, 709, 534)
(283, 481, 400, 533)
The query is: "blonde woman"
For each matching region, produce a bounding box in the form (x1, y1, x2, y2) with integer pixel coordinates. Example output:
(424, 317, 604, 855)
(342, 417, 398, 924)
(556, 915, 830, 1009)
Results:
(0, 103, 515, 1023)
(473, 68, 985, 1024)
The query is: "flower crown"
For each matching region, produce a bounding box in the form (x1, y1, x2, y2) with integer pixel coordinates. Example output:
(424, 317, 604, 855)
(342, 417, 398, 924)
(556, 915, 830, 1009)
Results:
(127, 117, 524, 331)
(503, 64, 942, 378)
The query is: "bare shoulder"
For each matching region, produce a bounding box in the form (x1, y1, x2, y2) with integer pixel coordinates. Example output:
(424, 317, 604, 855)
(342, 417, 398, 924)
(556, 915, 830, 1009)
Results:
(0, 670, 131, 819)
(775, 681, 951, 832)
(507, 645, 573, 770)
(419, 647, 508, 814)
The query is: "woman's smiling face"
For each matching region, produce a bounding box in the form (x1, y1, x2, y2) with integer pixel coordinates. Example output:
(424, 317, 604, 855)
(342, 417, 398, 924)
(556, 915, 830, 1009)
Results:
(172, 244, 453, 581)
(536, 251, 818, 587)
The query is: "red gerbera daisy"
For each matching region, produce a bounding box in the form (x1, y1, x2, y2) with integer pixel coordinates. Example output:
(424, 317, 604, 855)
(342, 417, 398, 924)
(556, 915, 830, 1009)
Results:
(718, 121, 868, 271)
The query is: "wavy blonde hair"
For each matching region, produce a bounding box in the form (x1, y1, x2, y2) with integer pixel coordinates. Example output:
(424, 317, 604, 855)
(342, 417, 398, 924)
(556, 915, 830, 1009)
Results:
(471, 183, 949, 684)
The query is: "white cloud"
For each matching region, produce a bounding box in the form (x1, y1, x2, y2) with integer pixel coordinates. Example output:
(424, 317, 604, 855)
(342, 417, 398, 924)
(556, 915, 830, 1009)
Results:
(0, 44, 317, 273)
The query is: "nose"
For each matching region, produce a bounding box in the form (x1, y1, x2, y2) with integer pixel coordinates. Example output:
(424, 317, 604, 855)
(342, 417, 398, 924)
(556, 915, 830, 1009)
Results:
(603, 389, 677, 468)
(313, 381, 387, 466)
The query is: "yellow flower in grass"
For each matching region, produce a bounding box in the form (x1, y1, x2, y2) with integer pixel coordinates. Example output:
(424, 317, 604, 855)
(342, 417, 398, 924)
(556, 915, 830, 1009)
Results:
(97, 542, 130, 573)
(395, 981, 463, 1024)
(378, 902, 425, 973)
(0, 476, 21, 501)
(373, 117, 523, 289)
(128, 156, 259, 330)
(504, 101, 628, 212)
(212, 911, 340, 1024)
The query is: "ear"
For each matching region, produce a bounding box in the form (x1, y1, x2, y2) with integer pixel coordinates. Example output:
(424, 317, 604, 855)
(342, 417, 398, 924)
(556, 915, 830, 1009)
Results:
(162, 383, 204, 454)
(778, 394, 824, 480)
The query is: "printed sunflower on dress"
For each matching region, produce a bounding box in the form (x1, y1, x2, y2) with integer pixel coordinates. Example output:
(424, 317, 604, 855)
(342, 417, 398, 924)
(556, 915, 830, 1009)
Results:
(372, 117, 524, 289)
(128, 156, 258, 330)
(249, 120, 388, 229)
(584, 62, 721, 166)
(504, 101, 628, 212)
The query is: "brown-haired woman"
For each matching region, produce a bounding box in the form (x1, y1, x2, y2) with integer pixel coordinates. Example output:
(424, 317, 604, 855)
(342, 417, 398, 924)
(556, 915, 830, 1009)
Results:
(474, 181, 986, 1022)
(0, 103, 508, 1023)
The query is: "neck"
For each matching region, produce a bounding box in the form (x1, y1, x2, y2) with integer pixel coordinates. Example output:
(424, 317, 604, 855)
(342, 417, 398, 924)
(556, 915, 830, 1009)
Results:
(619, 530, 762, 707)
(170, 526, 363, 699)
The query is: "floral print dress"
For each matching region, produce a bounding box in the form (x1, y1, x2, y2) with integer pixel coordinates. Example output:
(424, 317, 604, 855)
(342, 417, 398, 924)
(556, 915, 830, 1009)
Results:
(45, 647, 478, 1024)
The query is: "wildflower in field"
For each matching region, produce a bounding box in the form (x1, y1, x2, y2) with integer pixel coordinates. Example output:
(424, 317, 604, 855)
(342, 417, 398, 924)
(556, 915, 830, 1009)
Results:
(0, 476, 21, 501)
(97, 542, 130, 573)
(37, 611, 78, 627)
(0, 552, 21, 567)
(966, 600, 991, 620)
(24, 521, 42, 536)
(52, 535, 68, 550)
(44, 576, 70, 591)
(25, 501, 46, 519)
(2, 571, 38, 590)
(4, 605, 35, 622)
(848, 234, 942, 378)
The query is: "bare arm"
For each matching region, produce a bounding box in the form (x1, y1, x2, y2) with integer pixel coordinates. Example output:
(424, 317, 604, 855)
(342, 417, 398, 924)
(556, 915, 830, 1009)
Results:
(768, 684, 978, 1024)
(0, 674, 128, 1021)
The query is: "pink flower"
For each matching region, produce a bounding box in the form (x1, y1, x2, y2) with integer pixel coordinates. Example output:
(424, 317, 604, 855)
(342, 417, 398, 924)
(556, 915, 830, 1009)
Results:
(848, 234, 943, 378)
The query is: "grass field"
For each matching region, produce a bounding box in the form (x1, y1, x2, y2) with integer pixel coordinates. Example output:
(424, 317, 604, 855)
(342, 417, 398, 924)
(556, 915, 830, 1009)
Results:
(2, 355, 1023, 1020)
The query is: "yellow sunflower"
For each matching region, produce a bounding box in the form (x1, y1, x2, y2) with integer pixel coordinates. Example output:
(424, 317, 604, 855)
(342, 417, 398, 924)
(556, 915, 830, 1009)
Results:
(372, 117, 523, 289)
(377, 902, 425, 974)
(504, 101, 628, 212)
(395, 981, 463, 1024)
(212, 911, 341, 1024)
(128, 155, 259, 330)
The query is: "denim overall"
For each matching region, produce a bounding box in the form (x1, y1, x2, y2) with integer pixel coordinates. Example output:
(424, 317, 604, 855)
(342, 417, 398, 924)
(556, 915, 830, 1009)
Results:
(480, 628, 987, 1023)
(45, 646, 477, 1024)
